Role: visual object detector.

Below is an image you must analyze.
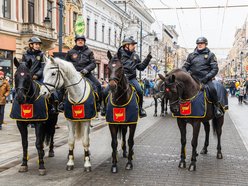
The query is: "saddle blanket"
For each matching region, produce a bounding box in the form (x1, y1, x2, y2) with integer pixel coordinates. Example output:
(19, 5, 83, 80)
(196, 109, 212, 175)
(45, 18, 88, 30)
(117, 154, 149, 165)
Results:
(106, 89, 139, 124)
(64, 90, 97, 121)
(10, 95, 48, 121)
(172, 90, 207, 118)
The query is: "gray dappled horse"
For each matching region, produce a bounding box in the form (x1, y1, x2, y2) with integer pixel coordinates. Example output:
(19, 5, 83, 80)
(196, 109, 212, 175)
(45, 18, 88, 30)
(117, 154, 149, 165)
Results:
(159, 69, 225, 171)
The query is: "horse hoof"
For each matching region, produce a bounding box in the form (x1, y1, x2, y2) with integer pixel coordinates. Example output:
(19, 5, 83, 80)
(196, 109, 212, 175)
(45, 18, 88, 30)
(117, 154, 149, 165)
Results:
(178, 161, 186, 169)
(217, 153, 223, 159)
(84, 167, 91, 172)
(111, 165, 118, 173)
(125, 162, 133, 170)
(19, 165, 28, 173)
(153, 113, 157, 117)
(188, 163, 196, 171)
(160, 113, 165, 117)
(39, 169, 46, 176)
(200, 148, 208, 154)
(48, 151, 54, 157)
(66, 165, 74, 171)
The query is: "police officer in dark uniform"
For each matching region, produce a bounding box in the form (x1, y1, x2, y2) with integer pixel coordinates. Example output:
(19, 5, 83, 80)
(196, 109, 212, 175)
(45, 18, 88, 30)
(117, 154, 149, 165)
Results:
(22, 37, 44, 82)
(65, 35, 102, 111)
(182, 37, 223, 118)
(102, 36, 152, 117)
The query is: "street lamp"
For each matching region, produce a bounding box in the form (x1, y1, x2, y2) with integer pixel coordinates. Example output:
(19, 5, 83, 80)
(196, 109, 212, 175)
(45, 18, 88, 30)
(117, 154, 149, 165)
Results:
(240, 51, 244, 78)
(43, 0, 64, 56)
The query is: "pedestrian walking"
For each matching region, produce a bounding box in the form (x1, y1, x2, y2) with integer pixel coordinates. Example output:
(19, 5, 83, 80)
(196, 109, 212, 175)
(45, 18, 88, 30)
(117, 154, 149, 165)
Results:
(0, 71, 10, 130)
(238, 84, 246, 104)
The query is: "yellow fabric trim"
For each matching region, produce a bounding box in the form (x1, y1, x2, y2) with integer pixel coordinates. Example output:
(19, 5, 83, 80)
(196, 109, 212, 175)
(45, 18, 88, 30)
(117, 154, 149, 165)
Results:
(107, 121, 138, 125)
(68, 81, 91, 104)
(110, 88, 134, 107)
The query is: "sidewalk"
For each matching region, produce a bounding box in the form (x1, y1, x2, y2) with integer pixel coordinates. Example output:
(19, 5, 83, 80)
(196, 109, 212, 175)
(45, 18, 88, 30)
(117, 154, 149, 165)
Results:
(0, 97, 155, 172)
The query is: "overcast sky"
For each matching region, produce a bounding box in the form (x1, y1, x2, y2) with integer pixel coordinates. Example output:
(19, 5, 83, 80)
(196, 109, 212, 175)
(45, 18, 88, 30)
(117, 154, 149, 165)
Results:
(144, 0, 248, 58)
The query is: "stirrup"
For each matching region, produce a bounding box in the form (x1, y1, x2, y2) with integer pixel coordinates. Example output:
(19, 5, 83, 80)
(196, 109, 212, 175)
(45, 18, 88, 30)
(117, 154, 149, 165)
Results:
(139, 108, 147, 118)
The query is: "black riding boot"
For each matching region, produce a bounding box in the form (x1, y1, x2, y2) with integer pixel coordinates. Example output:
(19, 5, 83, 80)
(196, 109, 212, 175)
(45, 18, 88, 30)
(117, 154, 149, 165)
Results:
(139, 96, 147, 118)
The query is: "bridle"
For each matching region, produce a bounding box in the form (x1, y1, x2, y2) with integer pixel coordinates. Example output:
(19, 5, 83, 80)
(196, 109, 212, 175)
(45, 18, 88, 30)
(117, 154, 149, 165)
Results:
(164, 81, 184, 107)
(42, 64, 85, 94)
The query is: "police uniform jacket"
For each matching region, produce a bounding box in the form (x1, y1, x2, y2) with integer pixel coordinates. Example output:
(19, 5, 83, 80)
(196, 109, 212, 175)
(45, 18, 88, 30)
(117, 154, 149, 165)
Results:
(65, 45, 96, 73)
(120, 48, 152, 80)
(182, 47, 218, 82)
(22, 49, 44, 79)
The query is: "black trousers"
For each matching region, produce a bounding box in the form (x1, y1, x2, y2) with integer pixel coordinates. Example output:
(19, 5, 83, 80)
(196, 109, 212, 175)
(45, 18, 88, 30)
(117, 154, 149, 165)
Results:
(205, 81, 218, 104)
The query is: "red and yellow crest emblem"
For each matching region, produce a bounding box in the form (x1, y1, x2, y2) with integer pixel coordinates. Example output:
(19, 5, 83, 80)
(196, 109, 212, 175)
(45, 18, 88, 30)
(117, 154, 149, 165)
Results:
(113, 108, 126, 122)
(180, 101, 191, 115)
(72, 105, 85, 118)
(21, 104, 33, 118)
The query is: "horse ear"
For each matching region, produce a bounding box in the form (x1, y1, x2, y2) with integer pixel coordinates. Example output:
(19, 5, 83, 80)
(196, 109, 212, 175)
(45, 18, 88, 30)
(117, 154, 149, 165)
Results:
(117, 50, 122, 60)
(158, 74, 165, 81)
(107, 50, 112, 61)
(26, 59, 32, 69)
(169, 74, 175, 83)
(14, 57, 20, 68)
(50, 56, 55, 64)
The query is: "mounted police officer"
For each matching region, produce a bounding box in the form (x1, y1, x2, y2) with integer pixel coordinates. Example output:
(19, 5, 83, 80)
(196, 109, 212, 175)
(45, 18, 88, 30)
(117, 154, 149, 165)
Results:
(65, 35, 102, 111)
(182, 37, 223, 118)
(102, 36, 152, 117)
(22, 37, 44, 82)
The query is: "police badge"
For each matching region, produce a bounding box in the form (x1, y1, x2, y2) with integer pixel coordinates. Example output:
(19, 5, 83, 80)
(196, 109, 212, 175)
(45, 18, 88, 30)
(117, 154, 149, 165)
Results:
(36, 56, 41, 60)
(204, 55, 208, 59)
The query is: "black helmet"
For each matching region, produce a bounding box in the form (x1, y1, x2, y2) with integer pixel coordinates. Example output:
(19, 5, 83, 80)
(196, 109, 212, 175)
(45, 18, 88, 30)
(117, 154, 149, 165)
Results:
(122, 36, 137, 46)
(28, 37, 42, 44)
(196, 37, 208, 44)
(75, 35, 86, 42)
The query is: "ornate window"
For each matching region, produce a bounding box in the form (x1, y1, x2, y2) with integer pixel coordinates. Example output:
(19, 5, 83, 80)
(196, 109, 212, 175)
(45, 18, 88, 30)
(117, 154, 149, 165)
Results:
(28, 0, 35, 23)
(102, 25, 105, 43)
(47, 1, 53, 27)
(94, 21, 98, 40)
(86, 18, 90, 38)
(3, 0, 11, 19)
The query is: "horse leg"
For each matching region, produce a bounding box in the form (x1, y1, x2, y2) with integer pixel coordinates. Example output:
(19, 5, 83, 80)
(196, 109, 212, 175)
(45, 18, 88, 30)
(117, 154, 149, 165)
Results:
(160, 98, 165, 117)
(177, 119, 187, 169)
(17, 122, 29, 173)
(82, 122, 91, 172)
(188, 122, 201, 171)
(126, 124, 137, 170)
(66, 121, 75, 171)
(121, 125, 127, 158)
(35, 122, 46, 176)
(200, 121, 210, 154)
(109, 125, 118, 173)
(214, 117, 224, 159)
(48, 114, 57, 157)
(153, 97, 158, 117)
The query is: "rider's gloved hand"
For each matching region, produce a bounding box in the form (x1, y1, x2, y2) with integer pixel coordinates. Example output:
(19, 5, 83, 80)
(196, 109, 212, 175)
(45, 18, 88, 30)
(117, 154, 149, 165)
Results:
(146, 52, 152, 60)
(80, 69, 89, 75)
(201, 77, 208, 84)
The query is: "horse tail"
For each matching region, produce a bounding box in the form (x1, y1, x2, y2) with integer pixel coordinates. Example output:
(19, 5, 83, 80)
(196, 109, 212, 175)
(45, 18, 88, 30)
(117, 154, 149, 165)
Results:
(212, 117, 218, 136)
(75, 122, 83, 140)
(117, 125, 122, 140)
(43, 113, 57, 146)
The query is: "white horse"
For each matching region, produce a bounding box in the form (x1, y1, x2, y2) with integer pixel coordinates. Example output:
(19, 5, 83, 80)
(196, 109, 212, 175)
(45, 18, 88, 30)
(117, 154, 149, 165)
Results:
(40, 57, 94, 172)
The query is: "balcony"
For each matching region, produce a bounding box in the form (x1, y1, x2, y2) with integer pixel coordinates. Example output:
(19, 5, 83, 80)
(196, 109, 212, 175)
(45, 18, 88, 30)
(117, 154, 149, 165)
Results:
(21, 23, 57, 41)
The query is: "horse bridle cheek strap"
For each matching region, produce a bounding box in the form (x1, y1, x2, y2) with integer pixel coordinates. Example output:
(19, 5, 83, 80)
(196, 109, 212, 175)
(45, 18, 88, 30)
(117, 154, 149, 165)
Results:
(43, 66, 62, 93)
(168, 81, 184, 106)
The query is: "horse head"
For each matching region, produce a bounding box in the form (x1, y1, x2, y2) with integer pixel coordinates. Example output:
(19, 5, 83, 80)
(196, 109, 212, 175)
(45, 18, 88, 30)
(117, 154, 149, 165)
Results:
(158, 71, 183, 113)
(107, 50, 124, 93)
(40, 57, 65, 98)
(14, 57, 33, 104)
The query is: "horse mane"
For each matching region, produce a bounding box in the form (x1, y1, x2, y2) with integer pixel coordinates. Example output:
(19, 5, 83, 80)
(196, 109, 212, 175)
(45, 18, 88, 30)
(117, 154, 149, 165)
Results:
(168, 68, 200, 85)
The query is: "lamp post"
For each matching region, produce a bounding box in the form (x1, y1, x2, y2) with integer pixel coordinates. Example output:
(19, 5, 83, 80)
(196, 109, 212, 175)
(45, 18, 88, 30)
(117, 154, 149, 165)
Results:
(240, 51, 244, 78)
(44, 0, 64, 56)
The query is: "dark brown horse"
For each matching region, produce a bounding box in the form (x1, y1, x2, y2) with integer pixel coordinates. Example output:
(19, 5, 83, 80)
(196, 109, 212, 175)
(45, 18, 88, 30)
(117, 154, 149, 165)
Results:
(106, 50, 138, 173)
(159, 69, 224, 171)
(12, 58, 58, 175)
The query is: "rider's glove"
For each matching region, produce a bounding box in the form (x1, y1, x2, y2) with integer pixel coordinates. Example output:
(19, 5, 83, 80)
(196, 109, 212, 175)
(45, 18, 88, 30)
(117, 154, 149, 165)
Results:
(201, 77, 209, 84)
(146, 52, 152, 60)
(80, 69, 89, 75)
